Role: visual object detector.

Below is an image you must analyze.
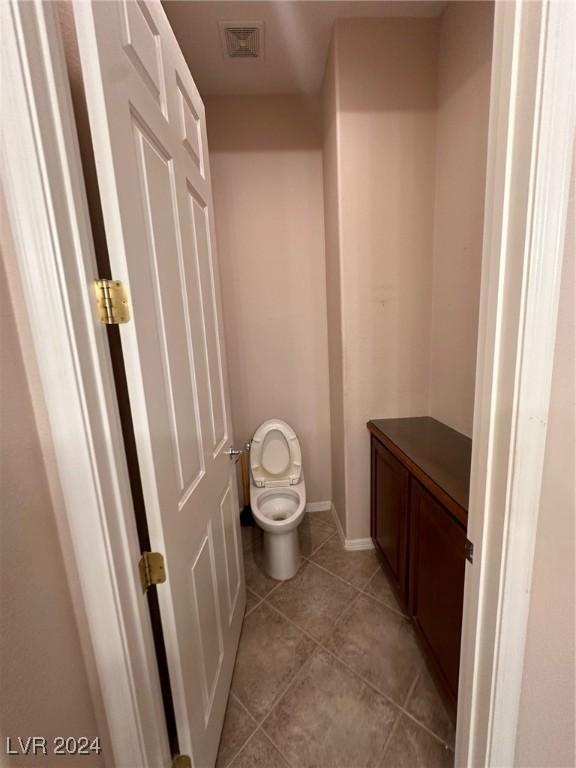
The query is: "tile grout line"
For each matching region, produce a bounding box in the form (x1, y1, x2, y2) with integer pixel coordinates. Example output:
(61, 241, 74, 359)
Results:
(248, 574, 284, 604)
(292, 557, 365, 601)
(401, 709, 456, 752)
(244, 588, 264, 617)
(257, 726, 298, 768)
(378, 707, 404, 765)
(302, 551, 380, 593)
(304, 525, 338, 558)
(402, 667, 422, 709)
(360, 568, 409, 619)
(218, 693, 259, 768)
(228, 690, 259, 726)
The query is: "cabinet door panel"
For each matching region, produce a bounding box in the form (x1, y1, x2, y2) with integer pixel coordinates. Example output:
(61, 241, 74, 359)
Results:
(410, 480, 466, 704)
(371, 438, 410, 601)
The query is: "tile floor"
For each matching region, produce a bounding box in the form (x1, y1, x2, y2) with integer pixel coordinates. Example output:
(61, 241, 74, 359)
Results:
(217, 512, 455, 768)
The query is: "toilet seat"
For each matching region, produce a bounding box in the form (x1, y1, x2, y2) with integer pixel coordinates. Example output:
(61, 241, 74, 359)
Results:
(250, 419, 302, 487)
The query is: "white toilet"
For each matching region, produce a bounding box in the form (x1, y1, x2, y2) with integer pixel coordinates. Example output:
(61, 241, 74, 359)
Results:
(249, 419, 306, 580)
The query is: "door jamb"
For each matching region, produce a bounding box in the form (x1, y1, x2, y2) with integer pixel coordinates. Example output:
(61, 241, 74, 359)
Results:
(1, 2, 170, 765)
(456, 1, 575, 766)
(2, 0, 574, 767)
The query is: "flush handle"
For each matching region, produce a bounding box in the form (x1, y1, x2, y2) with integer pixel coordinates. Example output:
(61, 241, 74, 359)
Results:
(225, 447, 242, 463)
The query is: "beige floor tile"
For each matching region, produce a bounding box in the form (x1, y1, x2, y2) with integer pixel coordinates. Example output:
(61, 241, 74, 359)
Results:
(267, 561, 358, 641)
(380, 715, 454, 768)
(231, 602, 317, 720)
(363, 564, 407, 615)
(243, 539, 279, 598)
(404, 668, 455, 748)
(310, 535, 379, 589)
(263, 648, 398, 768)
(216, 694, 257, 768)
(327, 593, 422, 705)
(228, 730, 290, 768)
(240, 525, 255, 552)
(299, 515, 336, 557)
(306, 509, 337, 530)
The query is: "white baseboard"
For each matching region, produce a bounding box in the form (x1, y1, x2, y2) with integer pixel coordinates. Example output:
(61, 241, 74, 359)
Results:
(305, 501, 332, 513)
(343, 537, 375, 551)
(330, 503, 375, 552)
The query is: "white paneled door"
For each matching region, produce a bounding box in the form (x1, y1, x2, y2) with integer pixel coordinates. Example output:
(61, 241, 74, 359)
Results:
(73, 2, 245, 764)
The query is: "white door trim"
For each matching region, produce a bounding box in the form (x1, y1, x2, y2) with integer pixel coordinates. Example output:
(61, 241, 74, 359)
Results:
(2, 1, 574, 767)
(1, 2, 170, 766)
(456, 1, 575, 766)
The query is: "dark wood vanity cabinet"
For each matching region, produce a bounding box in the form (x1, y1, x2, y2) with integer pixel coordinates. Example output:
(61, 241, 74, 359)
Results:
(410, 479, 466, 702)
(371, 439, 410, 603)
(368, 417, 471, 711)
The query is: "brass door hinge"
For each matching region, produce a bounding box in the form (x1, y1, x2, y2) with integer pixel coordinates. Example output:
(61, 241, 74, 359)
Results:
(94, 279, 130, 324)
(172, 756, 191, 768)
(138, 551, 166, 593)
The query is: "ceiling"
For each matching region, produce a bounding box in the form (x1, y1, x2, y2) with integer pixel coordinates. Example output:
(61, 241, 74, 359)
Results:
(163, 1, 446, 96)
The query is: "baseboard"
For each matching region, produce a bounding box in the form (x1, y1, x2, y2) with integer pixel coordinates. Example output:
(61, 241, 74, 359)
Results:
(330, 503, 375, 552)
(343, 537, 375, 551)
(305, 501, 332, 513)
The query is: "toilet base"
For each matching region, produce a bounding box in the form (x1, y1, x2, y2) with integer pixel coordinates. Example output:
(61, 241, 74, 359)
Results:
(263, 529, 300, 580)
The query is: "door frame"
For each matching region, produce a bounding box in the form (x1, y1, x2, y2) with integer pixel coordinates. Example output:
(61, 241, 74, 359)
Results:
(1, 2, 574, 768)
(456, 1, 575, 766)
(1, 2, 170, 765)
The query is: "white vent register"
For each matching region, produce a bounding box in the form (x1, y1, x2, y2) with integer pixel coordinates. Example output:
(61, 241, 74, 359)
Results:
(219, 21, 264, 59)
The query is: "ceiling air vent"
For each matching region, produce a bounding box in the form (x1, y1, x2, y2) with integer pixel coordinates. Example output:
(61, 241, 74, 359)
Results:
(219, 21, 264, 60)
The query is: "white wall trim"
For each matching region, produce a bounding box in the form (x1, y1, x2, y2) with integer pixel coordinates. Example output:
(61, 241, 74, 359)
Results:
(331, 504, 375, 551)
(343, 538, 375, 552)
(0, 2, 170, 766)
(456, 1, 576, 765)
(306, 501, 333, 513)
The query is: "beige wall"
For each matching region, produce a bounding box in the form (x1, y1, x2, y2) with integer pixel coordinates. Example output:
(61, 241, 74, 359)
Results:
(429, 1, 494, 437)
(322, 8, 493, 538)
(325, 18, 440, 538)
(514, 155, 575, 768)
(0, 199, 104, 765)
(206, 95, 332, 502)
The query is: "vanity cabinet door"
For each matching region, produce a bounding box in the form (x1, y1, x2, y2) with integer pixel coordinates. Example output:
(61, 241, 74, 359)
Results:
(410, 479, 466, 706)
(370, 437, 410, 604)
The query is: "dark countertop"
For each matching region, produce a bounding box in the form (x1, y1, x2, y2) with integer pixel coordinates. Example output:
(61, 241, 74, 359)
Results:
(367, 417, 472, 515)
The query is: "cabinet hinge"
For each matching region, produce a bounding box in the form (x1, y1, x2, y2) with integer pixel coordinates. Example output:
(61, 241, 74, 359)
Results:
(172, 756, 192, 768)
(138, 551, 166, 593)
(465, 539, 474, 564)
(93, 279, 130, 324)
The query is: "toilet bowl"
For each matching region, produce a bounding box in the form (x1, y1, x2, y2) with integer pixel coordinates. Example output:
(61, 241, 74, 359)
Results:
(249, 419, 306, 580)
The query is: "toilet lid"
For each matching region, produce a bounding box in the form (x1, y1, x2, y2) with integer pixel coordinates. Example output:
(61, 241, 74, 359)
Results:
(250, 419, 302, 487)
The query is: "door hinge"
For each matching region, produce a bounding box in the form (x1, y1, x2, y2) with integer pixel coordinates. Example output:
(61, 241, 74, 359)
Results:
(138, 551, 166, 593)
(93, 279, 130, 324)
(172, 756, 192, 768)
(465, 538, 474, 564)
